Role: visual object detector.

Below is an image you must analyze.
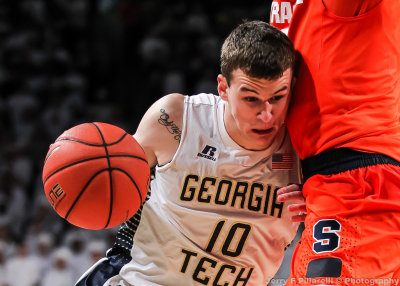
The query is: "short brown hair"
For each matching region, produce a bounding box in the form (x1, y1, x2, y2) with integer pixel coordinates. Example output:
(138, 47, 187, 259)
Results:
(220, 20, 295, 85)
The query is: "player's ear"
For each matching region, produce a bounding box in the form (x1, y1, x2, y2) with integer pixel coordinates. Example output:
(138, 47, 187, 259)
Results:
(217, 74, 229, 100)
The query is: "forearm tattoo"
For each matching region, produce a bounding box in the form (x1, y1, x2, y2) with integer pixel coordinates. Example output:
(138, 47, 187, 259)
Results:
(158, 109, 181, 142)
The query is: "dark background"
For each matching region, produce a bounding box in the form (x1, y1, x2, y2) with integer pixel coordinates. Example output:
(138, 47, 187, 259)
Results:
(0, 0, 275, 284)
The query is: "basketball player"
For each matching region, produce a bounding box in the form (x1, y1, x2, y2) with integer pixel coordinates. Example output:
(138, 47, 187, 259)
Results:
(270, 0, 400, 284)
(76, 20, 304, 286)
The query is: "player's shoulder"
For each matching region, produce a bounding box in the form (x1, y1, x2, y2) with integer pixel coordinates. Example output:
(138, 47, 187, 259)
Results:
(158, 92, 185, 112)
(134, 93, 185, 167)
(145, 93, 185, 125)
(162, 92, 185, 105)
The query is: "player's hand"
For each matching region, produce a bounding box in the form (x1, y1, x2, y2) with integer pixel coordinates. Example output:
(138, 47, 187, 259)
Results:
(277, 184, 306, 222)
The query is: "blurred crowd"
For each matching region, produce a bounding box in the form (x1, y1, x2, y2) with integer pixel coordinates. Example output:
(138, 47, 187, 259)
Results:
(0, 0, 270, 285)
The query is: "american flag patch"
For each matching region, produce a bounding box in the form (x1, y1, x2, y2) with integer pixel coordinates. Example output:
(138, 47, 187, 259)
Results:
(272, 153, 294, 170)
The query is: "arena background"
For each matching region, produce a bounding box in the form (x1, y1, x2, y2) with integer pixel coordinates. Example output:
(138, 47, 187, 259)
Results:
(0, 1, 301, 285)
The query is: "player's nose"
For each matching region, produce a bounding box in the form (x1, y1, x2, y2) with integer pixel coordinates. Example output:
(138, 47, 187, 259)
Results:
(256, 101, 273, 123)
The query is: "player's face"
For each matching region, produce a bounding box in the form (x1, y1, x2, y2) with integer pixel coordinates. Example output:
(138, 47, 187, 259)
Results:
(218, 68, 293, 150)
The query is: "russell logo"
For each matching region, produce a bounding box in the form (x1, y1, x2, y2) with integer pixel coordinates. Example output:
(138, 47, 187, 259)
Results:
(197, 145, 217, 161)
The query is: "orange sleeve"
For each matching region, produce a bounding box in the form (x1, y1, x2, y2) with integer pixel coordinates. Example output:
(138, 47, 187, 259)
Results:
(323, 0, 383, 16)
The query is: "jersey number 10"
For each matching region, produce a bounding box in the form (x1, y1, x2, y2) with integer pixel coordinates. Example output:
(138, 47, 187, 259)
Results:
(206, 220, 252, 258)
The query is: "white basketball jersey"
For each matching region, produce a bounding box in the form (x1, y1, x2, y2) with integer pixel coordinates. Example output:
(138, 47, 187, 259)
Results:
(111, 93, 300, 286)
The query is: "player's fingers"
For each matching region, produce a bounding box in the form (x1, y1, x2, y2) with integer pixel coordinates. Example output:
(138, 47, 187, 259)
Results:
(277, 184, 300, 195)
(277, 184, 304, 202)
(277, 190, 303, 202)
(287, 203, 307, 222)
(287, 203, 307, 213)
(291, 213, 306, 223)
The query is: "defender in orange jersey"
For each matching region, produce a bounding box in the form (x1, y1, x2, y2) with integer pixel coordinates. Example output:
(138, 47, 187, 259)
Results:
(271, 0, 400, 285)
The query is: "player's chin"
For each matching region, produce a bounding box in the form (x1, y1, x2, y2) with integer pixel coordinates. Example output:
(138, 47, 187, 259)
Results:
(247, 129, 276, 150)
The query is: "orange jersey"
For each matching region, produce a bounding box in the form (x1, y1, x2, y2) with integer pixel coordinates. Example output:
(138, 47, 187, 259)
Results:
(270, 0, 400, 161)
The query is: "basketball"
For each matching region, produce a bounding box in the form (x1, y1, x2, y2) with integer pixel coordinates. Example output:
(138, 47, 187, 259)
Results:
(42, 122, 150, 230)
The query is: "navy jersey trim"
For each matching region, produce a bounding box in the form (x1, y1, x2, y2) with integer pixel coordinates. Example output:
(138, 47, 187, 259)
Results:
(75, 253, 131, 286)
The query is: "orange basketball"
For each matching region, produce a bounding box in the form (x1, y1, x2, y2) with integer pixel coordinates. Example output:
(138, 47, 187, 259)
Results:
(42, 122, 150, 230)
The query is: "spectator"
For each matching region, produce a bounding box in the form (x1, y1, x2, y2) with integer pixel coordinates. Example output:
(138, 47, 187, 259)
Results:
(41, 247, 74, 286)
(4, 240, 40, 286)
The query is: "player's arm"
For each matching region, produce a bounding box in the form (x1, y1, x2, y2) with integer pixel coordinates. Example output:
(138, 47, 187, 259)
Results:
(133, 93, 185, 168)
(277, 184, 306, 222)
(323, 0, 382, 16)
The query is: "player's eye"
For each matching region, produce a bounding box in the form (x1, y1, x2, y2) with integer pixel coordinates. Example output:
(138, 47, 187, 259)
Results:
(244, 96, 258, 102)
(269, 95, 284, 102)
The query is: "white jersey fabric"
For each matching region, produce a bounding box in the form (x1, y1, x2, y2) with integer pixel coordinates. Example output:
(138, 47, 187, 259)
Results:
(105, 93, 300, 286)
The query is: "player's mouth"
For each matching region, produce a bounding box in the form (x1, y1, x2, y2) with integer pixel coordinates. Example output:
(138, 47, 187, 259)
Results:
(252, 128, 274, 135)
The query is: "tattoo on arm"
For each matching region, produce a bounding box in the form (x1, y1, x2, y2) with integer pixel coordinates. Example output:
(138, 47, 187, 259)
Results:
(158, 109, 182, 141)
